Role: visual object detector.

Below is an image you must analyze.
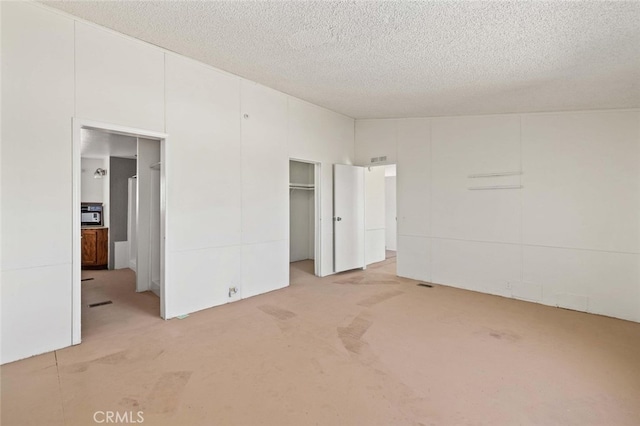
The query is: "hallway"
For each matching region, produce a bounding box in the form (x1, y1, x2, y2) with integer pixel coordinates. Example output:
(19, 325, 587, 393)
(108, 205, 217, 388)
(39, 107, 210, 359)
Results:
(81, 269, 161, 342)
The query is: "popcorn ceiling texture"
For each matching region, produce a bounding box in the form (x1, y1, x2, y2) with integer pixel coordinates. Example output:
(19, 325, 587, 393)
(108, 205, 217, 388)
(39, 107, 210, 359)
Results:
(43, 1, 640, 119)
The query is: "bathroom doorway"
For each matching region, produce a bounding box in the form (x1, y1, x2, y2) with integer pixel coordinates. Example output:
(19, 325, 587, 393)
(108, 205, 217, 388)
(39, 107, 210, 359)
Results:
(72, 119, 168, 345)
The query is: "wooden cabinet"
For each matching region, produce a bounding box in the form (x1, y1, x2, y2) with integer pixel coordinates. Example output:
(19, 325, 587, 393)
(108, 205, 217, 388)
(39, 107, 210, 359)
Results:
(82, 228, 108, 269)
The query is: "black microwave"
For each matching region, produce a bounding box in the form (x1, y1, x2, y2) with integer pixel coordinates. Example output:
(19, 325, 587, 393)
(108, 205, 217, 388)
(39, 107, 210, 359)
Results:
(81, 203, 103, 226)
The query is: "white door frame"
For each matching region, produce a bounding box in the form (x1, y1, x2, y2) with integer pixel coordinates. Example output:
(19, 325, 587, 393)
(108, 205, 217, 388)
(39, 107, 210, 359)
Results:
(72, 118, 169, 345)
(289, 158, 322, 277)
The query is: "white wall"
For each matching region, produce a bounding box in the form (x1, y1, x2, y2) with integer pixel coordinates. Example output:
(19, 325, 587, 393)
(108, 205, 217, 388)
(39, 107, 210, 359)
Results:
(364, 166, 386, 265)
(80, 158, 106, 203)
(164, 53, 243, 314)
(1, 2, 354, 363)
(355, 111, 640, 323)
(1, 1, 75, 364)
(240, 80, 290, 299)
(75, 22, 165, 132)
(355, 120, 397, 166)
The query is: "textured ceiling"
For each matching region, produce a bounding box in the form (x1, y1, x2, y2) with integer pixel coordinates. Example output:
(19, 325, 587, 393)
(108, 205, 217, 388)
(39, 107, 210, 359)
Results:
(43, 1, 640, 119)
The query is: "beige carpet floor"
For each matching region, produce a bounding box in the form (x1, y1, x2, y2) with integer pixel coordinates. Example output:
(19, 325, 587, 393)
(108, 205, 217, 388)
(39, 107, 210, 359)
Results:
(2, 257, 640, 425)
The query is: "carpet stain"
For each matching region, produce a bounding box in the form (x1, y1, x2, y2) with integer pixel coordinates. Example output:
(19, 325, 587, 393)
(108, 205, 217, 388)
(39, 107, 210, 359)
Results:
(358, 290, 404, 307)
(95, 350, 129, 365)
(333, 271, 403, 286)
(119, 397, 140, 409)
(369, 272, 402, 280)
(310, 358, 325, 375)
(335, 277, 401, 286)
(338, 315, 373, 354)
(333, 276, 365, 285)
(64, 348, 165, 374)
(374, 280, 402, 286)
(143, 371, 192, 414)
(487, 329, 521, 343)
(63, 350, 129, 373)
(258, 305, 296, 320)
(63, 363, 89, 374)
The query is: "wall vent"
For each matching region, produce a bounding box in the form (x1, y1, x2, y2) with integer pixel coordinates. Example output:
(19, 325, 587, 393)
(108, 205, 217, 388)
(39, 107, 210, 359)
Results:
(370, 156, 387, 164)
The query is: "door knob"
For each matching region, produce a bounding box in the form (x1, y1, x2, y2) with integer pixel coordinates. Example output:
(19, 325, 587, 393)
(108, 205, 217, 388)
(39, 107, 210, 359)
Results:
(335, 217, 342, 221)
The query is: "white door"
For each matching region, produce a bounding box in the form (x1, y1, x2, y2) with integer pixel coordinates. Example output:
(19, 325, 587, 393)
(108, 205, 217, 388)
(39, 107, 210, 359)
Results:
(333, 164, 365, 272)
(127, 177, 137, 272)
(136, 137, 161, 292)
(364, 166, 386, 265)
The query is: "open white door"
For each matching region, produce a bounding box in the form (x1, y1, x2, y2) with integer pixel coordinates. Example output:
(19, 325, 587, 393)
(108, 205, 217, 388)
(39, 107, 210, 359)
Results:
(127, 177, 137, 272)
(364, 166, 386, 265)
(333, 164, 365, 273)
(136, 137, 161, 293)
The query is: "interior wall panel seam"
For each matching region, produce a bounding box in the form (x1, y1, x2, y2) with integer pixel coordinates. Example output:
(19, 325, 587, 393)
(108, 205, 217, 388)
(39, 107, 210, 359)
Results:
(239, 80, 246, 299)
(397, 234, 639, 255)
(519, 114, 524, 289)
(1, 262, 74, 274)
(163, 53, 167, 133)
(428, 118, 433, 283)
(73, 20, 76, 117)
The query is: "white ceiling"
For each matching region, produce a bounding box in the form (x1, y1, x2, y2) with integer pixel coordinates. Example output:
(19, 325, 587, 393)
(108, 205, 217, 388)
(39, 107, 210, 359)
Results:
(81, 128, 137, 159)
(43, 1, 640, 119)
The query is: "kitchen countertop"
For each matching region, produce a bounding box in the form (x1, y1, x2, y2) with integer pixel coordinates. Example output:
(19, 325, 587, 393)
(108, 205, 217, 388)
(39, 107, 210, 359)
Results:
(81, 226, 108, 229)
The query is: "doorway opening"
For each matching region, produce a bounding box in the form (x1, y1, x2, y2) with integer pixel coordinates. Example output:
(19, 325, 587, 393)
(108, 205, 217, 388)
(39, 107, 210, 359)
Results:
(362, 164, 397, 271)
(289, 159, 321, 278)
(72, 119, 168, 345)
(384, 164, 397, 261)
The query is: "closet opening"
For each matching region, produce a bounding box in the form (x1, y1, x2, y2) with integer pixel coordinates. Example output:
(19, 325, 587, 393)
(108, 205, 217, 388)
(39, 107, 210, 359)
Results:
(289, 159, 321, 277)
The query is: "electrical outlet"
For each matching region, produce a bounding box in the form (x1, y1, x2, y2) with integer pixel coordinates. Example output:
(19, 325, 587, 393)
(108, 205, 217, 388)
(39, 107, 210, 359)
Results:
(228, 286, 238, 298)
